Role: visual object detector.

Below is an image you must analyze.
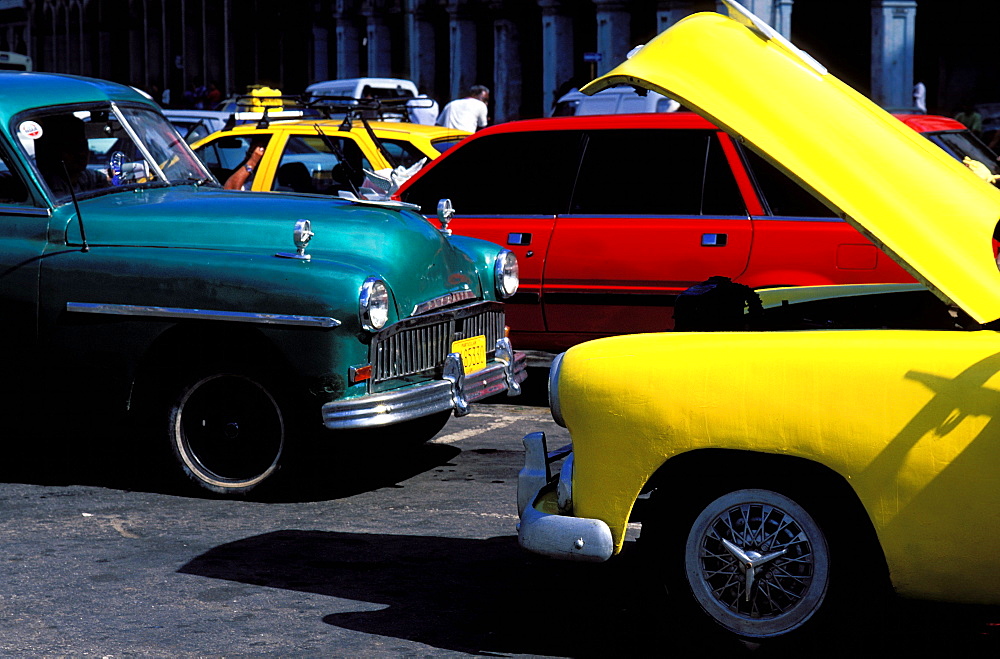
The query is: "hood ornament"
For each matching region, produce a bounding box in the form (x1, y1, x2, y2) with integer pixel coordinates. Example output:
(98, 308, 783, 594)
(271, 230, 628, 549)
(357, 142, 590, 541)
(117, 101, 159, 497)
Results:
(437, 198, 454, 235)
(276, 219, 314, 260)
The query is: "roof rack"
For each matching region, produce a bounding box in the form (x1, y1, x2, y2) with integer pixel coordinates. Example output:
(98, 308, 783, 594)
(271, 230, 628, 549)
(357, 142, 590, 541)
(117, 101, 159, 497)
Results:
(225, 93, 431, 129)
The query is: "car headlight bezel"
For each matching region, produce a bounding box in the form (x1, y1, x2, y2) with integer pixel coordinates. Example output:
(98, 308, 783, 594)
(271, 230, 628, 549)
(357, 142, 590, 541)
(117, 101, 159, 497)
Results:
(549, 351, 565, 427)
(359, 277, 390, 332)
(557, 453, 574, 513)
(494, 249, 519, 299)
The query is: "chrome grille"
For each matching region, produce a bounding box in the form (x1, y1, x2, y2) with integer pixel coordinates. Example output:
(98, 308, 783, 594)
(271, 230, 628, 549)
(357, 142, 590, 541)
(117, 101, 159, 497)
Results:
(371, 301, 505, 384)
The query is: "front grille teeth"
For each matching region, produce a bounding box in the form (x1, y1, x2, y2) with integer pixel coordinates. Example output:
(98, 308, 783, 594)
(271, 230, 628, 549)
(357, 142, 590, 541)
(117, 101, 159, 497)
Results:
(370, 303, 504, 385)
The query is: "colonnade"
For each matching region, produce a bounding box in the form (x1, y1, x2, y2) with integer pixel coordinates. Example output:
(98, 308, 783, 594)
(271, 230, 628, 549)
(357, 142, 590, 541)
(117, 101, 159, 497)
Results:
(0, 0, 918, 122)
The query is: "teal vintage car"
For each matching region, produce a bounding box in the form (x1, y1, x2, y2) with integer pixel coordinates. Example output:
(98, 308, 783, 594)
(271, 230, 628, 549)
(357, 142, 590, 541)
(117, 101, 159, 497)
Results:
(0, 72, 525, 496)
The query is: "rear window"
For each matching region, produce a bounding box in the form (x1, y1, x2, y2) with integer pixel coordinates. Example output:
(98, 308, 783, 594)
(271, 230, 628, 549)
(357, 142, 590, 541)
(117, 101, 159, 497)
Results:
(570, 129, 746, 216)
(740, 147, 837, 218)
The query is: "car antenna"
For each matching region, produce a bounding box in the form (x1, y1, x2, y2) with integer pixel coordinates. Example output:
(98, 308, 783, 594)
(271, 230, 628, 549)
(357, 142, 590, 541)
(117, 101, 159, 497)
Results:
(60, 162, 90, 253)
(312, 124, 362, 198)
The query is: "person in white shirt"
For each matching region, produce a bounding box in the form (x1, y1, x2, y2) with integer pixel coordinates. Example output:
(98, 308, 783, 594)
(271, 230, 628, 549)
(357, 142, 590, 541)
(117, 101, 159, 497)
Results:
(436, 85, 489, 132)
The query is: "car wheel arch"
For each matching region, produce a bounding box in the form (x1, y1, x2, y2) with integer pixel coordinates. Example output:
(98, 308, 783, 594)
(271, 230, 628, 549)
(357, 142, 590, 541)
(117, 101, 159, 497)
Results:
(645, 448, 878, 525)
(633, 449, 891, 636)
(129, 323, 295, 410)
(126, 322, 314, 496)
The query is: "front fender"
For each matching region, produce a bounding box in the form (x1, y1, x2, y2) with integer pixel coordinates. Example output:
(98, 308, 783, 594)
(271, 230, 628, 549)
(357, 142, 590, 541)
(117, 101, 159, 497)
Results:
(446, 234, 509, 302)
(559, 329, 1000, 605)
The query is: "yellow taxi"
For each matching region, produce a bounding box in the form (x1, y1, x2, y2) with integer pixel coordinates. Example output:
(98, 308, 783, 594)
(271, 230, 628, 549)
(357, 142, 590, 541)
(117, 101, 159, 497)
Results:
(190, 105, 469, 195)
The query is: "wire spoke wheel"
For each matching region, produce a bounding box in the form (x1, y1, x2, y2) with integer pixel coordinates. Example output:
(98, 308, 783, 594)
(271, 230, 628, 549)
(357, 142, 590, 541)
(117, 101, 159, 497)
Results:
(685, 489, 829, 638)
(170, 372, 285, 495)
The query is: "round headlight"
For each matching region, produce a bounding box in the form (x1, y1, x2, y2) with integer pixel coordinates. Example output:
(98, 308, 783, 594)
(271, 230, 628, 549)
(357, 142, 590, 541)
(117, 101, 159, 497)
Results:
(360, 277, 390, 331)
(494, 249, 519, 299)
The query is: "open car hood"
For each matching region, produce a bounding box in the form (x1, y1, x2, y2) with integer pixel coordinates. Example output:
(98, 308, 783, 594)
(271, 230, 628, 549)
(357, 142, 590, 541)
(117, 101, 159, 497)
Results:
(582, 1, 1000, 324)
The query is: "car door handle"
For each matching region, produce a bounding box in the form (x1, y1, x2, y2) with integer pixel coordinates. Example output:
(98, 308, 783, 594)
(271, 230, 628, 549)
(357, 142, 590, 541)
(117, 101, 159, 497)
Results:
(701, 233, 728, 246)
(508, 233, 532, 246)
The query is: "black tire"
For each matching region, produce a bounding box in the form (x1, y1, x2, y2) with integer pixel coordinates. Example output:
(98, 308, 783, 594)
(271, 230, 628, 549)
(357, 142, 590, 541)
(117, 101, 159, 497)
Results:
(167, 369, 286, 496)
(682, 489, 830, 639)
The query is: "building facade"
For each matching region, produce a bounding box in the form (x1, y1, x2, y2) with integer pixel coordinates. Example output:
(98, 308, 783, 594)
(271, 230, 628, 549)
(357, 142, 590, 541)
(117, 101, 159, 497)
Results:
(0, 0, 993, 124)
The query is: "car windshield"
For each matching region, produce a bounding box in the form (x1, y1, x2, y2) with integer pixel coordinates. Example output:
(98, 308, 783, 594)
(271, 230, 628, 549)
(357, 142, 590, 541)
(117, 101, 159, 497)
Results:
(20, 102, 216, 203)
(925, 129, 1000, 178)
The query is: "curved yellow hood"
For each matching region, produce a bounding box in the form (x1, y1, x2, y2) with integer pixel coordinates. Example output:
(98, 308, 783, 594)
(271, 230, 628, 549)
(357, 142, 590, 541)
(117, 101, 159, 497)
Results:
(582, 1, 1000, 324)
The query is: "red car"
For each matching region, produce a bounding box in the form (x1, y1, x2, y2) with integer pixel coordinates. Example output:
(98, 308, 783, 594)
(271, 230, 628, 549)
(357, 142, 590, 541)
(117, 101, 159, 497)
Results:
(396, 112, 992, 358)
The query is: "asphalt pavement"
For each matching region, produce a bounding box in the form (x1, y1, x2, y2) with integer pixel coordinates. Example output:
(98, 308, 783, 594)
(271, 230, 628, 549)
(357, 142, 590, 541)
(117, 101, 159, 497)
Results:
(0, 371, 997, 656)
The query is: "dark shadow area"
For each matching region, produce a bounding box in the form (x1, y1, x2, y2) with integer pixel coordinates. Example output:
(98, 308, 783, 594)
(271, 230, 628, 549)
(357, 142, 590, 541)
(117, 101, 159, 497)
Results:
(486, 366, 550, 408)
(0, 419, 461, 504)
(178, 530, 1000, 657)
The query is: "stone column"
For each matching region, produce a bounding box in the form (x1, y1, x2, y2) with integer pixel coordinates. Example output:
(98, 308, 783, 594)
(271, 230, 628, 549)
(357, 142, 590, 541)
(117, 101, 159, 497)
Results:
(491, 2, 520, 123)
(773, 0, 793, 39)
(871, 0, 916, 108)
(334, 0, 362, 79)
(592, 0, 629, 77)
(404, 0, 436, 95)
(311, 1, 330, 83)
(445, 1, 477, 101)
(539, 0, 574, 113)
(656, 1, 695, 34)
(365, 11, 391, 77)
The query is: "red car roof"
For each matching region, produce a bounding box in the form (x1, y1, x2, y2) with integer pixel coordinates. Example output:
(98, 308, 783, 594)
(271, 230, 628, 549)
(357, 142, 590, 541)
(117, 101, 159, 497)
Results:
(895, 113, 967, 132)
(396, 111, 967, 197)
(473, 111, 717, 134)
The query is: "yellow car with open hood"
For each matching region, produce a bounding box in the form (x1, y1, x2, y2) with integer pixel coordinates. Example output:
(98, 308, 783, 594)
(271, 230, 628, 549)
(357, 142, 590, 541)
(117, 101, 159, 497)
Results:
(516, 0, 1000, 642)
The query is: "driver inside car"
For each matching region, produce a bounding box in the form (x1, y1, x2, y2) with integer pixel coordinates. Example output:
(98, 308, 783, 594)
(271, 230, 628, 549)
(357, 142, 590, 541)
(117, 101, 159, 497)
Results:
(35, 114, 110, 197)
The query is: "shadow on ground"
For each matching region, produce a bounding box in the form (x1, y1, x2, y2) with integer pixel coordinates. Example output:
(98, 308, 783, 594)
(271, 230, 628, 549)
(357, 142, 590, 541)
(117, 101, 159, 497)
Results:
(179, 529, 1000, 657)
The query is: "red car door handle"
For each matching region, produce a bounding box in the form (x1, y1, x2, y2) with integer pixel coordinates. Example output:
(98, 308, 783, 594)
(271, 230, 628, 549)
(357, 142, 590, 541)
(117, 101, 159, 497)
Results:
(508, 233, 532, 246)
(701, 233, 728, 246)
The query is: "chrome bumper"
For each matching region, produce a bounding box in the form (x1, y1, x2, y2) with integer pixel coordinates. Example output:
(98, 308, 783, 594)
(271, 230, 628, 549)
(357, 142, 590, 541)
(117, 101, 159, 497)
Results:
(321, 338, 527, 430)
(516, 431, 614, 562)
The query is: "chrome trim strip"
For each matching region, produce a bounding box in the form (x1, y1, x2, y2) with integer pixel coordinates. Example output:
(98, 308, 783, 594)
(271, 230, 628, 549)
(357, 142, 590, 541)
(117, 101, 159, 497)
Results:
(411, 289, 476, 316)
(111, 102, 168, 182)
(66, 302, 341, 328)
(0, 206, 50, 218)
(748, 215, 845, 223)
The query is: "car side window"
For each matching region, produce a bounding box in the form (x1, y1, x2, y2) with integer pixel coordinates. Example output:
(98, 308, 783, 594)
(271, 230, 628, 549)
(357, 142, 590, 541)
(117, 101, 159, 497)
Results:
(0, 150, 30, 206)
(400, 130, 586, 215)
(272, 134, 373, 195)
(740, 147, 837, 218)
(195, 134, 271, 185)
(179, 121, 215, 145)
(570, 129, 746, 216)
(379, 139, 429, 169)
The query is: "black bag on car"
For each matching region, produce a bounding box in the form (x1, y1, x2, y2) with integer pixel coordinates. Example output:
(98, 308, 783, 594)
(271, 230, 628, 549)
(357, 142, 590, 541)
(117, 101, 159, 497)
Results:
(672, 275, 763, 331)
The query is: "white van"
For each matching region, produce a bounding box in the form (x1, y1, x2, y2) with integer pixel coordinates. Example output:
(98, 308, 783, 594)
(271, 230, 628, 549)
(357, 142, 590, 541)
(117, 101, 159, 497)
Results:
(305, 77, 420, 122)
(0, 51, 32, 71)
(551, 85, 680, 116)
(305, 77, 418, 102)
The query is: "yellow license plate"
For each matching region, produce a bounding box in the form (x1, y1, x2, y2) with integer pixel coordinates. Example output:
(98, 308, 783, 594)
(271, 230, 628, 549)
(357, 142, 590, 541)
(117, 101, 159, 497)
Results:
(451, 335, 487, 374)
